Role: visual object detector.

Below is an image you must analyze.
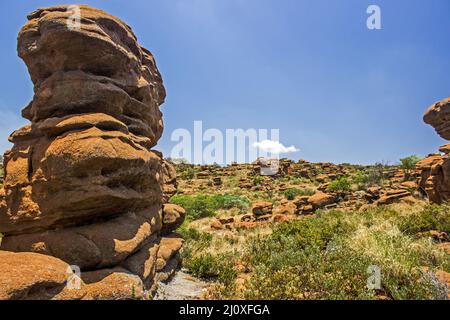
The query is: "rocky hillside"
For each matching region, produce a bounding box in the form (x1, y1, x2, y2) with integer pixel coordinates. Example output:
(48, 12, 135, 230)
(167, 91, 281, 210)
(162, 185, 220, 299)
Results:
(168, 158, 450, 300)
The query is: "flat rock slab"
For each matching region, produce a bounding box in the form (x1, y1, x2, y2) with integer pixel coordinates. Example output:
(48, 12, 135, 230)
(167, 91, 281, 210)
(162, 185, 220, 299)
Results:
(154, 271, 209, 300)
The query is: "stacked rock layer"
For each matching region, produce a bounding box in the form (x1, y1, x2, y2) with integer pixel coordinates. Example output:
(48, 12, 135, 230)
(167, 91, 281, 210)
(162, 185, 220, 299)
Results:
(0, 5, 184, 299)
(417, 97, 450, 203)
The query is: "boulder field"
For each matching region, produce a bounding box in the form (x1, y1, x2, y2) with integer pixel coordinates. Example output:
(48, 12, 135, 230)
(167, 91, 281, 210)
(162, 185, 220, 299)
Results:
(0, 5, 185, 299)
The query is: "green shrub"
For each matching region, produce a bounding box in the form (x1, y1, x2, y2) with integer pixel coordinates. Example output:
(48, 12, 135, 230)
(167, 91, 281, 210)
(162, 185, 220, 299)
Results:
(366, 163, 387, 186)
(398, 204, 450, 235)
(170, 194, 216, 220)
(353, 170, 370, 189)
(239, 206, 450, 300)
(400, 155, 422, 180)
(253, 176, 264, 186)
(183, 252, 238, 286)
(282, 188, 315, 200)
(214, 194, 250, 213)
(179, 167, 196, 180)
(327, 177, 352, 193)
(170, 194, 250, 220)
(178, 225, 213, 245)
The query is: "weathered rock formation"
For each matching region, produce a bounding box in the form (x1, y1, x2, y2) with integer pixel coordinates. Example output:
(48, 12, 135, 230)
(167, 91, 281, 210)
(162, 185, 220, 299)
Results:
(0, 5, 184, 299)
(418, 97, 450, 203)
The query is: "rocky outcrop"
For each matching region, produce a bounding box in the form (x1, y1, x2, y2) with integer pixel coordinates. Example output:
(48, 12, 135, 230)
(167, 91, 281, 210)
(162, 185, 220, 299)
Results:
(418, 97, 450, 203)
(424, 98, 450, 140)
(0, 5, 182, 300)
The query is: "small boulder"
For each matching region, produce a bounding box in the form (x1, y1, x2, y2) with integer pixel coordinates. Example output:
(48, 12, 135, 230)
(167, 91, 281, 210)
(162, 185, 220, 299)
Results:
(307, 192, 337, 210)
(274, 202, 296, 215)
(0, 251, 78, 300)
(251, 202, 273, 216)
(439, 143, 450, 154)
(161, 204, 186, 234)
(400, 181, 418, 189)
(219, 217, 235, 225)
(212, 177, 222, 186)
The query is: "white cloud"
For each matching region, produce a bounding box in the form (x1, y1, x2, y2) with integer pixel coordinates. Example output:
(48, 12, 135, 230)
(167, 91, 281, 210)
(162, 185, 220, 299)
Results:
(253, 140, 299, 155)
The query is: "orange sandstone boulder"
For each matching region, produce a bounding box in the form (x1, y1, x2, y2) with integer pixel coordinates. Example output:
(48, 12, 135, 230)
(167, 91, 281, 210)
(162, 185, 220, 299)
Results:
(424, 97, 450, 140)
(251, 202, 273, 216)
(0, 5, 182, 300)
(307, 192, 337, 210)
(417, 97, 450, 203)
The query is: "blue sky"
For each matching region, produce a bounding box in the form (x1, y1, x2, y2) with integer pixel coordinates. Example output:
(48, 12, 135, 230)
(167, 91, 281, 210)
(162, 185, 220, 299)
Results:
(0, 0, 449, 165)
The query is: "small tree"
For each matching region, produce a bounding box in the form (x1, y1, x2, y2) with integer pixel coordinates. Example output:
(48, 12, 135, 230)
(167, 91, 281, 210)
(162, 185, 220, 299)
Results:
(353, 170, 370, 190)
(327, 177, 352, 194)
(400, 155, 422, 180)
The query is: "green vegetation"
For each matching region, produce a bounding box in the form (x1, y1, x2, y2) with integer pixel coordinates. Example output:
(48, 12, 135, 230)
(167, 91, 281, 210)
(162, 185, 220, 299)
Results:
(282, 188, 315, 200)
(179, 224, 238, 288)
(183, 252, 238, 287)
(354, 162, 389, 188)
(172, 161, 449, 300)
(240, 205, 450, 300)
(170, 193, 250, 220)
(181, 203, 450, 300)
(327, 177, 352, 193)
(400, 155, 423, 180)
(397, 203, 450, 235)
(178, 225, 213, 245)
(352, 170, 370, 190)
(252, 176, 264, 186)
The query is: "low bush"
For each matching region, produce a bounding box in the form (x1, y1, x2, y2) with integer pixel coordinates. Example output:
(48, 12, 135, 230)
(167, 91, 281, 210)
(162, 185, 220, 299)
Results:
(234, 205, 450, 300)
(359, 162, 389, 187)
(400, 155, 423, 181)
(397, 204, 450, 235)
(183, 252, 238, 286)
(179, 167, 196, 180)
(327, 177, 352, 193)
(170, 194, 250, 220)
(253, 176, 264, 186)
(178, 224, 213, 245)
(282, 188, 315, 200)
(214, 194, 250, 213)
